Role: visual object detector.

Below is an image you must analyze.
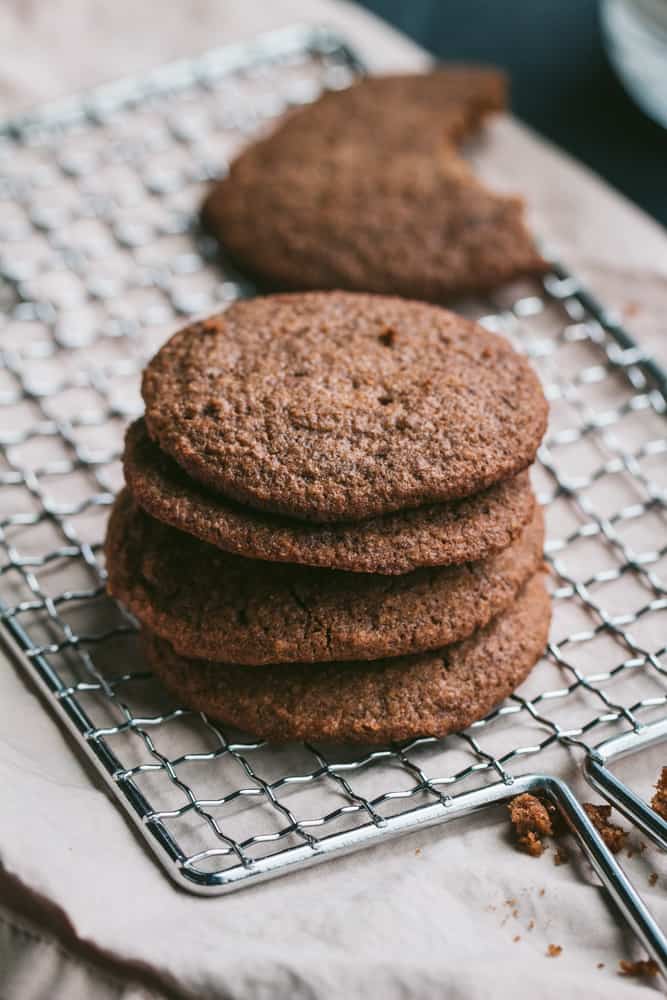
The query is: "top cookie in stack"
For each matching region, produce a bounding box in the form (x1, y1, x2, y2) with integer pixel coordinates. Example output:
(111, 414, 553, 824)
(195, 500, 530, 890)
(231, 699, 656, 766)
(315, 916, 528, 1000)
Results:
(201, 68, 546, 300)
(105, 291, 550, 744)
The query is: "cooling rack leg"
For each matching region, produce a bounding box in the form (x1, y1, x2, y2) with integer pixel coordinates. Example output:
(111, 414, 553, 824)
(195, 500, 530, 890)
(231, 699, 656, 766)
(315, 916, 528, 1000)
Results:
(585, 756, 667, 851)
(583, 721, 667, 852)
(545, 776, 667, 980)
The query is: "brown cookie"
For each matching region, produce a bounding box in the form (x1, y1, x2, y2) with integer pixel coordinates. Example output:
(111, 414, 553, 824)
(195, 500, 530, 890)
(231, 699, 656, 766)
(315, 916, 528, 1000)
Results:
(203, 146, 545, 302)
(201, 71, 545, 300)
(105, 489, 544, 665)
(141, 572, 551, 744)
(142, 293, 548, 522)
(124, 419, 535, 575)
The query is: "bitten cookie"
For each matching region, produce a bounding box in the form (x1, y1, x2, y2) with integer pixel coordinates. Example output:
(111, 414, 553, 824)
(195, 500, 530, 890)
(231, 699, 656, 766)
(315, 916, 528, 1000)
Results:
(124, 419, 535, 575)
(201, 70, 545, 299)
(105, 489, 544, 665)
(203, 147, 545, 302)
(141, 293, 548, 522)
(141, 572, 551, 743)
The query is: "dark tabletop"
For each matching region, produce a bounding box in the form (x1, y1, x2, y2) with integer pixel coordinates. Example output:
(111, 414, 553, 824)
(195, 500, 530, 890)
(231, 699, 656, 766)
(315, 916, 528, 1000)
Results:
(359, 0, 667, 226)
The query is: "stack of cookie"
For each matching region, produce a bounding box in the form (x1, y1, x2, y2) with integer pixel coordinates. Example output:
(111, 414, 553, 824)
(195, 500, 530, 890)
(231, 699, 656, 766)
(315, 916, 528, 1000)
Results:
(105, 291, 550, 743)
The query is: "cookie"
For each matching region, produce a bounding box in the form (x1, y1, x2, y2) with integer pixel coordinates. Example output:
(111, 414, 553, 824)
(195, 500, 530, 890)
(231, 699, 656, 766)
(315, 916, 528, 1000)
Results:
(203, 146, 545, 302)
(141, 571, 550, 743)
(201, 70, 545, 300)
(124, 419, 535, 575)
(105, 489, 544, 665)
(142, 293, 548, 522)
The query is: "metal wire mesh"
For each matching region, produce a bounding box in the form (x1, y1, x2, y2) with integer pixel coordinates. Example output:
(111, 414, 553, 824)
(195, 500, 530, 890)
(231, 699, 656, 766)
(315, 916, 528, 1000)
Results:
(1, 26, 666, 893)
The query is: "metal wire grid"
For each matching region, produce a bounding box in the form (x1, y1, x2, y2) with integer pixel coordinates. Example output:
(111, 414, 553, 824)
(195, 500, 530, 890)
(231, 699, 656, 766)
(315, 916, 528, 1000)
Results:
(1, 26, 666, 894)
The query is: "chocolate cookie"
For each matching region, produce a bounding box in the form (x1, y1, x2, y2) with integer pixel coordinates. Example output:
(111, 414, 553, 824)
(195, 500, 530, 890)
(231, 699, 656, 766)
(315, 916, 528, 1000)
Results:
(201, 71, 545, 300)
(203, 146, 545, 302)
(105, 489, 544, 665)
(141, 572, 551, 743)
(142, 293, 548, 522)
(124, 419, 535, 575)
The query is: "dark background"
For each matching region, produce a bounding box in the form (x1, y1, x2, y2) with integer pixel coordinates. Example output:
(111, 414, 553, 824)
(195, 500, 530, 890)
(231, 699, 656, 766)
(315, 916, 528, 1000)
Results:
(358, 0, 667, 226)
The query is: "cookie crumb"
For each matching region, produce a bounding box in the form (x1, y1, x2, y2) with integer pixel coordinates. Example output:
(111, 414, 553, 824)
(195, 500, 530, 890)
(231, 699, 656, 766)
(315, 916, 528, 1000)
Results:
(513, 935, 521, 943)
(583, 803, 627, 854)
(508, 793, 553, 856)
(539, 888, 545, 897)
(649, 873, 658, 887)
(547, 944, 562, 958)
(650, 766, 667, 820)
(415, 848, 421, 856)
(619, 958, 659, 978)
(597, 963, 605, 969)
(528, 919, 535, 931)
(554, 846, 569, 866)
(522, 831, 545, 856)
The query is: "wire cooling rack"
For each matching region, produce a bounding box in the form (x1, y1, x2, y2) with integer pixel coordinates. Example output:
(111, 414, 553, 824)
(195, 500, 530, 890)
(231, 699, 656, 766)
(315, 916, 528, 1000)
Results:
(1, 28, 667, 927)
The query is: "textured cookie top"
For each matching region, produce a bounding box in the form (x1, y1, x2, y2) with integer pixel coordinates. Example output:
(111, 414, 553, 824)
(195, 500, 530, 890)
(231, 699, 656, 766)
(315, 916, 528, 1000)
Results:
(142, 572, 550, 744)
(142, 293, 548, 522)
(201, 69, 545, 300)
(124, 419, 535, 574)
(105, 489, 544, 665)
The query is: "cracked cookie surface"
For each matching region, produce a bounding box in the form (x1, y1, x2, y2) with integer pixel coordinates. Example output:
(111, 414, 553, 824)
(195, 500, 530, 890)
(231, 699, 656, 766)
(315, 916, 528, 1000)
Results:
(124, 418, 535, 575)
(142, 293, 548, 522)
(141, 572, 551, 743)
(105, 489, 544, 665)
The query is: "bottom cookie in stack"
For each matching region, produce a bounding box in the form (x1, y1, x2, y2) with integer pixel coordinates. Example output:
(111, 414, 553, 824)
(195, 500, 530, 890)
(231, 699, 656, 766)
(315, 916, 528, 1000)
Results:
(105, 489, 550, 743)
(141, 574, 549, 744)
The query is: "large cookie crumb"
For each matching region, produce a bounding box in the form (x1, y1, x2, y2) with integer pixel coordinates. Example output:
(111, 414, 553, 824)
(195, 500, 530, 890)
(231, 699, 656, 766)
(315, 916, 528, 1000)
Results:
(508, 793, 553, 856)
(618, 958, 659, 978)
(650, 766, 667, 820)
(583, 803, 627, 855)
